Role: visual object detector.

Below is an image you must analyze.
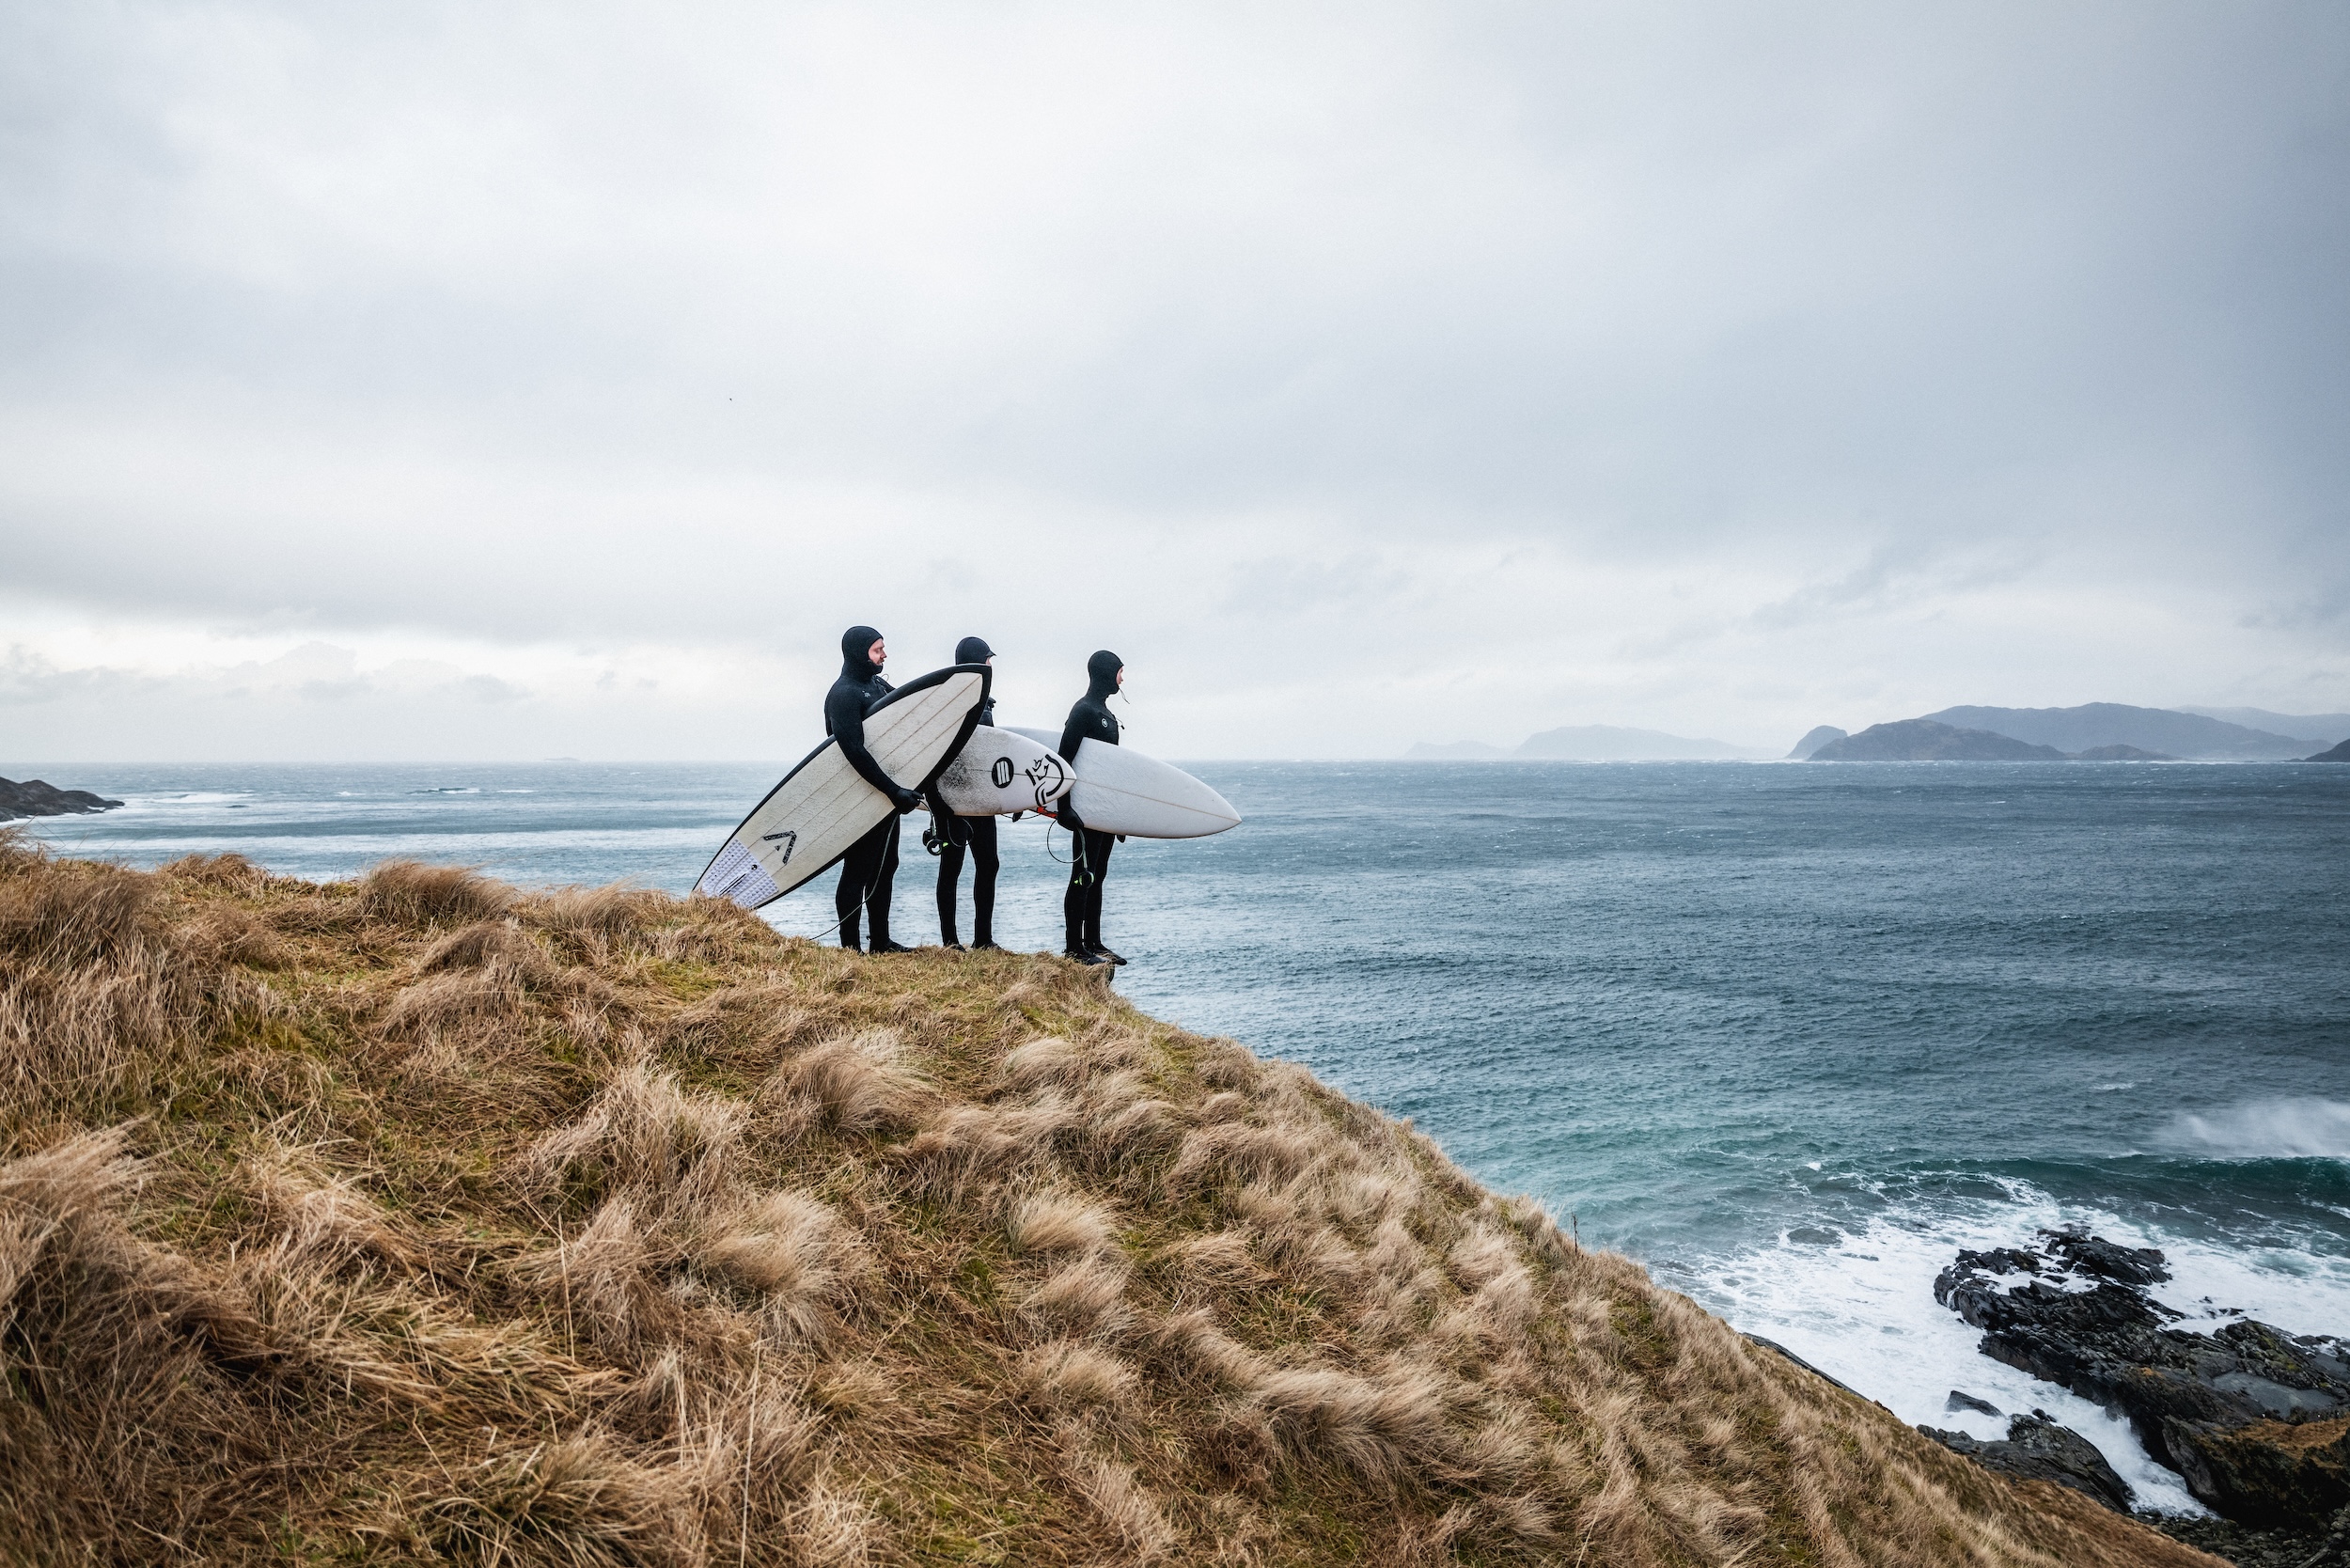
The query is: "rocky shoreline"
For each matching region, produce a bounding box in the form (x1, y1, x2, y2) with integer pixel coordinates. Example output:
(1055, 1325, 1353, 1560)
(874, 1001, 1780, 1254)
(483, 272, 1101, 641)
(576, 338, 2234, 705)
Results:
(1919, 1228, 2350, 1555)
(0, 777, 122, 823)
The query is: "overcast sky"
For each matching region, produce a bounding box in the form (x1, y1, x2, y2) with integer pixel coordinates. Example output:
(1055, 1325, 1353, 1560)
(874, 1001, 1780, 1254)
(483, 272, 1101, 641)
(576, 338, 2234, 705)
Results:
(4, 0, 2346, 760)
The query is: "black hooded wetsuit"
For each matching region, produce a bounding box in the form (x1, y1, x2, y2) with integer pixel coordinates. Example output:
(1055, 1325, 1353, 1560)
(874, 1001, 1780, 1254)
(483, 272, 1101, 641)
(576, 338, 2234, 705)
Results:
(825, 624, 919, 950)
(935, 635, 999, 948)
(1058, 649, 1122, 955)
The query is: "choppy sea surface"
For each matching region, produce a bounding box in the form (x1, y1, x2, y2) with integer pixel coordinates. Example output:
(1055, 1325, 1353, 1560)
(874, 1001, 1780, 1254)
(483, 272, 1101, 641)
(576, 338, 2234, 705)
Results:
(20, 757, 2350, 1512)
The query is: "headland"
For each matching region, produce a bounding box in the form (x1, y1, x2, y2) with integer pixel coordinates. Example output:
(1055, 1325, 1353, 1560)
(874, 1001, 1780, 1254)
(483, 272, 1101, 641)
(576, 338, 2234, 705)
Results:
(0, 838, 2221, 1564)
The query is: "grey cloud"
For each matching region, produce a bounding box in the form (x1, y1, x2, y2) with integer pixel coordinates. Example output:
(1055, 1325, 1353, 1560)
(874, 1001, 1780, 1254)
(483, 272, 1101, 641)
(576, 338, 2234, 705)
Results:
(1, 0, 2346, 754)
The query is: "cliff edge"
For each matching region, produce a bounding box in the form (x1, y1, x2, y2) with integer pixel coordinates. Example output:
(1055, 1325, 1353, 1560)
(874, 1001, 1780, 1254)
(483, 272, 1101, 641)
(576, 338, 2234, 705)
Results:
(0, 839, 2221, 1566)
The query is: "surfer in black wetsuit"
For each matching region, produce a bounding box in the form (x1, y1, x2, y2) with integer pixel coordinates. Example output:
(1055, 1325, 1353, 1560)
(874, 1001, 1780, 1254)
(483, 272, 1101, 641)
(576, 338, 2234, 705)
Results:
(826, 624, 921, 952)
(932, 635, 1002, 950)
(1058, 649, 1124, 966)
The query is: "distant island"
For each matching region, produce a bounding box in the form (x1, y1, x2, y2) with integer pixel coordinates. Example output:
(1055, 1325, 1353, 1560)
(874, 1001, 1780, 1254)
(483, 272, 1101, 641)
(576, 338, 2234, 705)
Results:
(2183, 705, 2350, 747)
(1407, 724, 1766, 761)
(1786, 725, 1847, 760)
(2311, 737, 2350, 761)
(1798, 702, 2346, 762)
(1408, 699, 2350, 763)
(0, 776, 123, 822)
(1810, 720, 2069, 761)
(1806, 721, 2179, 762)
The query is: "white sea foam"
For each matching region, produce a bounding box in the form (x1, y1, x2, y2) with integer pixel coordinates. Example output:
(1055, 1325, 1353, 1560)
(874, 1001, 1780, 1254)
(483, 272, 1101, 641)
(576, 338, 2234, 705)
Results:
(1677, 1183, 2350, 1516)
(2170, 1098, 2350, 1159)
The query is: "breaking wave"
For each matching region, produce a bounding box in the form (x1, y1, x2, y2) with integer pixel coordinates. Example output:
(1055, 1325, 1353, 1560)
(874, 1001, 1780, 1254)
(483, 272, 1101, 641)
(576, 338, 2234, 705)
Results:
(2170, 1098, 2350, 1160)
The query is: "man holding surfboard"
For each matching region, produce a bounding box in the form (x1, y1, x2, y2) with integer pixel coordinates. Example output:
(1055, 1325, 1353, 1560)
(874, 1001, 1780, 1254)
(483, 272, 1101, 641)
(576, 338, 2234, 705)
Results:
(1058, 650, 1126, 966)
(932, 635, 1003, 950)
(825, 625, 921, 952)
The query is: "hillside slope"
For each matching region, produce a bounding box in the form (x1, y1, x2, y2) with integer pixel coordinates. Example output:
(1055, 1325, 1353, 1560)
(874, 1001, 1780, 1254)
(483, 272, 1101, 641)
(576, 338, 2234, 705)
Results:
(0, 839, 2222, 1566)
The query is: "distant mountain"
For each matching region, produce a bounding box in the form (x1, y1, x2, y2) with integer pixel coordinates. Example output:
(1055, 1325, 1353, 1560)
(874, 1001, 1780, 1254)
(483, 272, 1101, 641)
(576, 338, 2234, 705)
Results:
(2310, 739, 2350, 762)
(2073, 744, 2175, 761)
(1920, 703, 2306, 760)
(1403, 740, 1509, 760)
(1810, 720, 2066, 761)
(2181, 707, 2350, 748)
(1786, 725, 1846, 760)
(1515, 725, 1761, 760)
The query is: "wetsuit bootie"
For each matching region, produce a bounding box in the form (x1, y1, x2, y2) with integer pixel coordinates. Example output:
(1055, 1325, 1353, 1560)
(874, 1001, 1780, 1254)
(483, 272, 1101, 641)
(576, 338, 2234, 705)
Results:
(1063, 946, 1106, 966)
(942, 940, 965, 951)
(971, 939, 1003, 951)
(1088, 945, 1127, 966)
(869, 939, 915, 955)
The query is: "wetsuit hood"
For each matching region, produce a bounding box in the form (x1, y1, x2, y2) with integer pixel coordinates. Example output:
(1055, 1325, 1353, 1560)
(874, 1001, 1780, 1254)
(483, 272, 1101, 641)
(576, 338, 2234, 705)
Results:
(955, 635, 995, 665)
(1085, 649, 1122, 701)
(840, 625, 885, 679)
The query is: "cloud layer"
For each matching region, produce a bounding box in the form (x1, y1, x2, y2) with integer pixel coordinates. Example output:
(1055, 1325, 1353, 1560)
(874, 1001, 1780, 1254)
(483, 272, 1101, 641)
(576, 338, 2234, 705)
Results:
(5, 0, 2346, 759)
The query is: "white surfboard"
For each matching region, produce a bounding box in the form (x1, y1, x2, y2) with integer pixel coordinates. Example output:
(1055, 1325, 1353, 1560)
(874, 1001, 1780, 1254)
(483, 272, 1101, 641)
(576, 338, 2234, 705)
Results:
(934, 725, 1073, 817)
(1006, 728, 1240, 839)
(697, 666, 990, 909)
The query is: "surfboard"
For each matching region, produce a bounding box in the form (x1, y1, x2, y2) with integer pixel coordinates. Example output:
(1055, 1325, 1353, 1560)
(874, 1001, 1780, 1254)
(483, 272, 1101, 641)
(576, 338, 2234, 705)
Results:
(697, 665, 991, 909)
(933, 725, 1073, 817)
(1006, 728, 1241, 839)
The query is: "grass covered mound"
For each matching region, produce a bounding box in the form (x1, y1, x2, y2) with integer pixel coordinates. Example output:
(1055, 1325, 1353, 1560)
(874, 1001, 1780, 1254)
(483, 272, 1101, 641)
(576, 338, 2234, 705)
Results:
(0, 840, 2222, 1567)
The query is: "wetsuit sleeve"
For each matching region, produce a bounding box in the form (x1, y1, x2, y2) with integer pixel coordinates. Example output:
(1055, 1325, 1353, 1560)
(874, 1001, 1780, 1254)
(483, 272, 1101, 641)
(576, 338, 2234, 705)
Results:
(1056, 701, 1089, 832)
(827, 684, 912, 804)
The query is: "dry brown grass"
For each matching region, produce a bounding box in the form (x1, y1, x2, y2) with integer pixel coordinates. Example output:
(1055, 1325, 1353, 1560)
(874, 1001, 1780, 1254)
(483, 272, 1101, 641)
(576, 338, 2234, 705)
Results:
(0, 833, 2227, 1567)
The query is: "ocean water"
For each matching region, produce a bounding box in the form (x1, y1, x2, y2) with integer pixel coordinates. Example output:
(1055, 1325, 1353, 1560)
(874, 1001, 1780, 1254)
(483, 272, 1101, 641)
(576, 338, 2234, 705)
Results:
(19, 757, 2350, 1512)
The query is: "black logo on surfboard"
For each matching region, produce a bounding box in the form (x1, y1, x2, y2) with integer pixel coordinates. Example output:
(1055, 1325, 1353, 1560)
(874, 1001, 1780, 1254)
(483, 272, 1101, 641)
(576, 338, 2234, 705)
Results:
(991, 756, 1014, 789)
(760, 828, 798, 865)
(1024, 755, 1069, 809)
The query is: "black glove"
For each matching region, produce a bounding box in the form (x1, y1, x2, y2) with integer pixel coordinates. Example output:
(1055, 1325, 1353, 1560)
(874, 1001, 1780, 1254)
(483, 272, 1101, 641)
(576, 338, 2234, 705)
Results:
(890, 786, 920, 815)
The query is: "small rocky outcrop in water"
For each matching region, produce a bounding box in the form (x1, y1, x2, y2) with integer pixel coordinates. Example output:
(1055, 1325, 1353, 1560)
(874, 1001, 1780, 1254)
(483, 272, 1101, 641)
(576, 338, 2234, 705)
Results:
(1919, 1409, 2135, 1512)
(0, 777, 123, 822)
(1935, 1230, 2350, 1529)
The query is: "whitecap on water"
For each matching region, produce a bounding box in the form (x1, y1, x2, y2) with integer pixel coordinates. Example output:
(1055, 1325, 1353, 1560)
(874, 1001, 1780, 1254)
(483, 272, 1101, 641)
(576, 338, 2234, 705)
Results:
(2170, 1098, 2350, 1159)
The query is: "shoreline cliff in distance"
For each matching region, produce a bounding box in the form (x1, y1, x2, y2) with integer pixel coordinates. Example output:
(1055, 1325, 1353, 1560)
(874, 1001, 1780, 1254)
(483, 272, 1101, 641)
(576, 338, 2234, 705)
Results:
(0, 777, 123, 822)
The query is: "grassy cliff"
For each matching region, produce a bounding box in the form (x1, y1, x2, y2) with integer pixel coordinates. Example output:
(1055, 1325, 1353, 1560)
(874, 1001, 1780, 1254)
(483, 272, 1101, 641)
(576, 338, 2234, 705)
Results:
(0, 839, 2222, 1566)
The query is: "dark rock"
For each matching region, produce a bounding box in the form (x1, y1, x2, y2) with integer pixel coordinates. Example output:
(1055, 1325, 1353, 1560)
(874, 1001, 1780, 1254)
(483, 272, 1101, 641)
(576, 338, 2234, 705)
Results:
(2310, 739, 2350, 762)
(0, 777, 124, 822)
(2042, 1230, 2170, 1287)
(1808, 719, 2069, 761)
(1947, 1389, 2004, 1418)
(1934, 1231, 2350, 1529)
(1919, 1410, 2134, 1512)
(2144, 1503, 2350, 1568)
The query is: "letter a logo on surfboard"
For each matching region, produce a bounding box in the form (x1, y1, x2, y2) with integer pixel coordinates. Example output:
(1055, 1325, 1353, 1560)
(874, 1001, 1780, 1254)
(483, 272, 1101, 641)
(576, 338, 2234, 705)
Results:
(760, 828, 798, 865)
